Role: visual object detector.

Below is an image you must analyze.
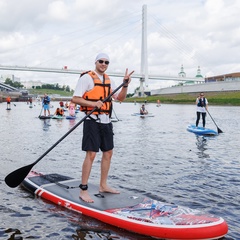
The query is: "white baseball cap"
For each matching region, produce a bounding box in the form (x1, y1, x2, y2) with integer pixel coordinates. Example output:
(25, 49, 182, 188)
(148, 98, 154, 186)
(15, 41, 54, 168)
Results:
(95, 53, 110, 62)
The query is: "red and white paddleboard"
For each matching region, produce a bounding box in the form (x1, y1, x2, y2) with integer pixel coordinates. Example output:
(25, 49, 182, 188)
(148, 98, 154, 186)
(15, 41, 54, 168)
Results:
(21, 171, 228, 239)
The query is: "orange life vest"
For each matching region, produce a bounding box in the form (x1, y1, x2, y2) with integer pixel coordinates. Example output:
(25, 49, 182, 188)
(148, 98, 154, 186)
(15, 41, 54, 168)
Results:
(80, 71, 112, 115)
(6, 97, 11, 102)
(59, 108, 64, 115)
(56, 108, 64, 116)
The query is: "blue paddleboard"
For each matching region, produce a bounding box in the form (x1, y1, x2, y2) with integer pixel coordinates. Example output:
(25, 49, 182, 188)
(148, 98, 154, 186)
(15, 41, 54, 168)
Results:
(187, 124, 218, 136)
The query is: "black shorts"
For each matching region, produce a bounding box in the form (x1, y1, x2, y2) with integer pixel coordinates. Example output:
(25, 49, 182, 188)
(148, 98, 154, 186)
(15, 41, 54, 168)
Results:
(82, 120, 114, 152)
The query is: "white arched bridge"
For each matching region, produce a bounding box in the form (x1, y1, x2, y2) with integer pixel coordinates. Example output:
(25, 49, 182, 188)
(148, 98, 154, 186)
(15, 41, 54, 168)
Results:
(0, 64, 204, 92)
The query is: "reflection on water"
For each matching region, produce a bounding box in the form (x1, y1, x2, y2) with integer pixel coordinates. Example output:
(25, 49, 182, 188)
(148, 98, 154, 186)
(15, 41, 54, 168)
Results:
(195, 135, 210, 158)
(68, 119, 77, 129)
(72, 228, 111, 240)
(42, 119, 51, 131)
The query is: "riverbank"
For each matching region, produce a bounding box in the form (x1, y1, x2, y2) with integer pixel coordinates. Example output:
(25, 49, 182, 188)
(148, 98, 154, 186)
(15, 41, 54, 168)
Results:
(125, 91, 240, 106)
(0, 89, 73, 103)
(1, 89, 240, 105)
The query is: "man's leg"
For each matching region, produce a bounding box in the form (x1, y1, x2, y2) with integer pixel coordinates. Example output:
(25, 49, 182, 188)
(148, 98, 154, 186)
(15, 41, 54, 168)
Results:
(99, 150, 119, 194)
(79, 151, 96, 203)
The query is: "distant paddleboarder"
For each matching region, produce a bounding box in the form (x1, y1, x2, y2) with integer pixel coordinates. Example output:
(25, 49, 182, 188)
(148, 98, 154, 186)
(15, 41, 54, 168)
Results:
(140, 104, 148, 115)
(29, 97, 33, 108)
(6, 96, 11, 109)
(42, 94, 51, 116)
(196, 92, 208, 128)
(68, 101, 76, 117)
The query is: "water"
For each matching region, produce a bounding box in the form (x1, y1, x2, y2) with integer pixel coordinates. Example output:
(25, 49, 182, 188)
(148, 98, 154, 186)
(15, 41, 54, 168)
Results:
(0, 101, 239, 239)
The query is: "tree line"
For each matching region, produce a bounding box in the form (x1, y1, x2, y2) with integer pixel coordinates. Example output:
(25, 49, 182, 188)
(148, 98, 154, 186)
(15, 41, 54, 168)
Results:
(4, 78, 71, 92)
(4, 78, 134, 97)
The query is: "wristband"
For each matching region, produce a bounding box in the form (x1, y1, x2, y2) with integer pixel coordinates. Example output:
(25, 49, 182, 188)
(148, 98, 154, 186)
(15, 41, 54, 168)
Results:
(123, 85, 128, 88)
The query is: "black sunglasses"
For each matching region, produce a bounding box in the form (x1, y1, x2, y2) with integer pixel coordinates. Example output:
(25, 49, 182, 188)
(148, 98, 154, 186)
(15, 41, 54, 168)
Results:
(98, 60, 109, 65)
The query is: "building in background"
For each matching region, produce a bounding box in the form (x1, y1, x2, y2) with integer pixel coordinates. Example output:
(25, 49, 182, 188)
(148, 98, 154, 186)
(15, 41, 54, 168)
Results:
(0, 74, 20, 83)
(21, 80, 43, 89)
(205, 72, 240, 82)
(178, 64, 186, 78)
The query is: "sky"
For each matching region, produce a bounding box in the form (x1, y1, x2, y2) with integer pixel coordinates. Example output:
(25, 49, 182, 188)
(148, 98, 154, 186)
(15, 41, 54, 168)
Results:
(0, 0, 240, 93)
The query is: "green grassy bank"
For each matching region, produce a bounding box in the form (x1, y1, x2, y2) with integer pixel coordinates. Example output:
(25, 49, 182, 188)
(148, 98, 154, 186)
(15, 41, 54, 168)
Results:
(27, 89, 240, 106)
(125, 91, 240, 106)
(29, 89, 73, 97)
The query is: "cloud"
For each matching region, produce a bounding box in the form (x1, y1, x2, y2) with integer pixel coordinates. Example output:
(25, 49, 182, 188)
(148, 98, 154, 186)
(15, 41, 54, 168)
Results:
(0, 0, 240, 92)
(47, 1, 69, 21)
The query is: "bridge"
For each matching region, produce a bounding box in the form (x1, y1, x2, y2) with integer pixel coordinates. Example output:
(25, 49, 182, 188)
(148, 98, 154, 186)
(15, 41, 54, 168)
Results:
(0, 81, 20, 92)
(0, 65, 204, 92)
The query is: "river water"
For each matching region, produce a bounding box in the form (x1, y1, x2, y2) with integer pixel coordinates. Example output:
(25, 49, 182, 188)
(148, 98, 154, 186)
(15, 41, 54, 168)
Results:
(0, 101, 239, 240)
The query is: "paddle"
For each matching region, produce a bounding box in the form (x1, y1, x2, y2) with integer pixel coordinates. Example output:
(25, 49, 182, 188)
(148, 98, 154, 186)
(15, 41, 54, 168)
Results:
(5, 80, 128, 188)
(112, 108, 120, 121)
(205, 108, 223, 133)
(38, 106, 43, 118)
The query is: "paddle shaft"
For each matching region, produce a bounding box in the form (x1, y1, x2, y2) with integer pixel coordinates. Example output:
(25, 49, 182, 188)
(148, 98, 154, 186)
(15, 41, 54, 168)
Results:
(5, 81, 127, 188)
(39, 106, 43, 117)
(112, 108, 120, 121)
(205, 108, 223, 133)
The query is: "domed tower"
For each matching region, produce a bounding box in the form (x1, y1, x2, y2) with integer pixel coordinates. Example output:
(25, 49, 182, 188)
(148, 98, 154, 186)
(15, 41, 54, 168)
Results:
(178, 64, 186, 77)
(195, 66, 203, 78)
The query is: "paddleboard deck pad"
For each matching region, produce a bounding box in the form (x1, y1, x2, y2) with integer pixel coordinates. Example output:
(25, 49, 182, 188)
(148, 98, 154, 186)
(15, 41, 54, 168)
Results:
(21, 171, 228, 239)
(187, 124, 218, 136)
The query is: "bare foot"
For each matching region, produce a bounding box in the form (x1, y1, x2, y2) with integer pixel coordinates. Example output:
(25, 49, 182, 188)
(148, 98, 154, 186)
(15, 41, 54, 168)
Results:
(79, 190, 94, 203)
(99, 186, 120, 194)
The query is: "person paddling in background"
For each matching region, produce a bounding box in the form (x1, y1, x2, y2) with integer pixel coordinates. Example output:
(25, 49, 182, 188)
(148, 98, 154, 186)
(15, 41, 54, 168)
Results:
(72, 53, 134, 203)
(68, 101, 76, 117)
(65, 101, 69, 109)
(59, 100, 64, 108)
(42, 93, 51, 116)
(29, 97, 33, 107)
(140, 104, 148, 115)
(196, 92, 208, 128)
(6, 96, 11, 109)
(54, 107, 64, 116)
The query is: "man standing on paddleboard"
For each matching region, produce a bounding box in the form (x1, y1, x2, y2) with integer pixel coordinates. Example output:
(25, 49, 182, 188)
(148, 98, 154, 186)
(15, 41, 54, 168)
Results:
(72, 53, 134, 203)
(42, 93, 51, 116)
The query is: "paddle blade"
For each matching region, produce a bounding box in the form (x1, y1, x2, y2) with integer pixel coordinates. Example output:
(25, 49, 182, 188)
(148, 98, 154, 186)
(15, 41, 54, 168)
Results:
(5, 164, 34, 188)
(217, 128, 223, 134)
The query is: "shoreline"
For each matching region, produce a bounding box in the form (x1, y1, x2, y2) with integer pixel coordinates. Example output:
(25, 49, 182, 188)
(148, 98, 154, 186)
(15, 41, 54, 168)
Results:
(125, 90, 240, 106)
(1, 90, 240, 106)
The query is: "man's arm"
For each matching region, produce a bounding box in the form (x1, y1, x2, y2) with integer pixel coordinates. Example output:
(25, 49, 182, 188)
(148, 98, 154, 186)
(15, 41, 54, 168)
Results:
(72, 96, 103, 109)
(116, 68, 134, 102)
